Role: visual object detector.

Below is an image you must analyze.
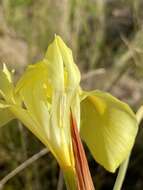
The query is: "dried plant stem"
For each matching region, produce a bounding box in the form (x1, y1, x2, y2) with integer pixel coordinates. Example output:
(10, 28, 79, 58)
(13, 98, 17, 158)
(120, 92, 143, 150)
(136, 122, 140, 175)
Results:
(113, 106, 143, 190)
(81, 69, 105, 81)
(70, 112, 95, 190)
(18, 122, 32, 190)
(105, 51, 132, 92)
(57, 169, 64, 190)
(0, 148, 49, 189)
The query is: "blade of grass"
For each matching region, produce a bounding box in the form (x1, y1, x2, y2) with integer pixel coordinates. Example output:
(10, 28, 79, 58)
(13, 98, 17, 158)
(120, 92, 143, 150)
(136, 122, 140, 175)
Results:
(113, 106, 143, 190)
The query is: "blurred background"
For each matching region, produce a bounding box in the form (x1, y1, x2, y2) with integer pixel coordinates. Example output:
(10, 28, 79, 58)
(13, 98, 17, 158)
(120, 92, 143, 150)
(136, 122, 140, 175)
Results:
(0, 0, 143, 189)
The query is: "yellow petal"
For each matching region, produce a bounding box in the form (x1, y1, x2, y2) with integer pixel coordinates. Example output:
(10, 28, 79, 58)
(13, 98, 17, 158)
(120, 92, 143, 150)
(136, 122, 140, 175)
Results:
(16, 62, 50, 137)
(55, 35, 81, 89)
(16, 61, 49, 92)
(80, 90, 138, 172)
(0, 101, 14, 127)
(16, 62, 70, 167)
(0, 64, 13, 101)
(45, 37, 64, 91)
(10, 105, 49, 146)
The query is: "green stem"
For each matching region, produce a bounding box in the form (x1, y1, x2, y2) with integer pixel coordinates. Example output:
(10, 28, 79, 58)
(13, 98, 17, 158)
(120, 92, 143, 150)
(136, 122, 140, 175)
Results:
(63, 167, 78, 190)
(113, 106, 143, 190)
(113, 155, 130, 190)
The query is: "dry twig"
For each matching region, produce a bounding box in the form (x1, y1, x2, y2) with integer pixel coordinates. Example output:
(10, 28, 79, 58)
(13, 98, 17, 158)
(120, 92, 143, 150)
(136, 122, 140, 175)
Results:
(57, 169, 64, 190)
(0, 148, 49, 189)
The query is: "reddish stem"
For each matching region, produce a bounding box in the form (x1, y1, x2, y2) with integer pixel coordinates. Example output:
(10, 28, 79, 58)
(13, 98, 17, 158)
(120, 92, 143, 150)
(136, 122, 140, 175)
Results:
(70, 111, 95, 190)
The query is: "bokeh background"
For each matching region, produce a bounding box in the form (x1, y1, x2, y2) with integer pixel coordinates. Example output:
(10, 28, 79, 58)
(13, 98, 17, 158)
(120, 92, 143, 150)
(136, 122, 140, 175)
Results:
(0, 0, 143, 189)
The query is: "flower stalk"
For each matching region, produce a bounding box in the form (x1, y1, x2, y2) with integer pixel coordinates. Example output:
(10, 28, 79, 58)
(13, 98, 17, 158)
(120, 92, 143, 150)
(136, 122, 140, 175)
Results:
(63, 167, 78, 190)
(113, 106, 143, 190)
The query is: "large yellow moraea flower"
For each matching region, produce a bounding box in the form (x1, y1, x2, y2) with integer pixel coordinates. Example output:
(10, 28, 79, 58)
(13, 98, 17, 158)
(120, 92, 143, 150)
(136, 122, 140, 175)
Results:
(0, 36, 138, 182)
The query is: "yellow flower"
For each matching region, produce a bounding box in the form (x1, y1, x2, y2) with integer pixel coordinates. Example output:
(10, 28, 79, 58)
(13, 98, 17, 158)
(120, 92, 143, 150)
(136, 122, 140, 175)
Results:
(0, 35, 138, 177)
